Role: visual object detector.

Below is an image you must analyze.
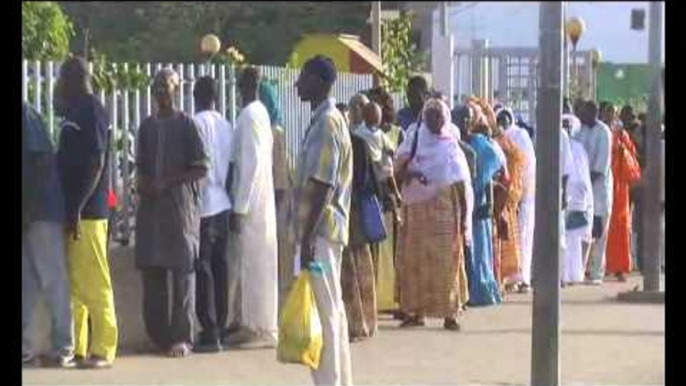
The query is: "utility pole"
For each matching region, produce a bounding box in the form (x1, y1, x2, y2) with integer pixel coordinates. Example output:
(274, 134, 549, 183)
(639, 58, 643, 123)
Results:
(372, 1, 382, 58)
(531, 2, 563, 386)
(371, 1, 382, 87)
(562, 3, 569, 98)
(643, 1, 664, 292)
(440, 1, 449, 37)
(617, 1, 665, 304)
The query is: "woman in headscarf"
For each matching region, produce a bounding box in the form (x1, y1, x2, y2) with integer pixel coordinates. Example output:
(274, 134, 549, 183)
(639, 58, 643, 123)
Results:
(394, 98, 471, 330)
(258, 81, 295, 310)
(340, 93, 379, 341)
(463, 100, 505, 306)
(604, 103, 642, 282)
(493, 107, 528, 293)
(498, 106, 537, 292)
(366, 87, 404, 317)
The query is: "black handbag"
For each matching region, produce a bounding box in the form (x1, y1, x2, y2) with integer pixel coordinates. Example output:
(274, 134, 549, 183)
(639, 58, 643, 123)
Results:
(566, 210, 590, 231)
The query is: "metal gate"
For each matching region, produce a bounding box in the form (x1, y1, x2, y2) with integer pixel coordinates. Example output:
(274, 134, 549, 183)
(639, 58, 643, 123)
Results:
(454, 41, 596, 128)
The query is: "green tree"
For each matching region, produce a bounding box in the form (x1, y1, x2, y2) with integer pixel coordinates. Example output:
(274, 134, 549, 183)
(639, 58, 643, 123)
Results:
(22, 2, 74, 60)
(381, 11, 423, 93)
(59, 2, 370, 65)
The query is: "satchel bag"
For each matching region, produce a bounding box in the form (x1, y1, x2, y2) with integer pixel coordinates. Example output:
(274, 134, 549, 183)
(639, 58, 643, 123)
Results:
(566, 210, 590, 231)
(359, 148, 388, 243)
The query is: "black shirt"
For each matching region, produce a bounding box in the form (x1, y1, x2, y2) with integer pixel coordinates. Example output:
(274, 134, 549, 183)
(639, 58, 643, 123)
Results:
(57, 94, 111, 220)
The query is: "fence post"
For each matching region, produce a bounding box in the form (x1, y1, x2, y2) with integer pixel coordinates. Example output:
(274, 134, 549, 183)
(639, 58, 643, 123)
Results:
(34, 60, 42, 114)
(145, 63, 152, 118)
(178, 63, 185, 113)
(220, 65, 227, 119)
(47, 61, 55, 143)
(121, 63, 131, 244)
(22, 60, 28, 103)
(110, 63, 120, 243)
(229, 64, 237, 127)
(134, 64, 142, 130)
(189, 64, 196, 115)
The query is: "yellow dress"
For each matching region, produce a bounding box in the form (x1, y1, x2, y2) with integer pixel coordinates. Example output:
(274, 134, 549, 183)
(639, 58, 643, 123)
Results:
(376, 125, 402, 311)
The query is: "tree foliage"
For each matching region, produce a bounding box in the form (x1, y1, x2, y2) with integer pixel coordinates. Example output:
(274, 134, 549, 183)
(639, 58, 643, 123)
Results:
(22, 2, 74, 61)
(381, 12, 424, 93)
(59, 2, 370, 65)
(90, 49, 151, 94)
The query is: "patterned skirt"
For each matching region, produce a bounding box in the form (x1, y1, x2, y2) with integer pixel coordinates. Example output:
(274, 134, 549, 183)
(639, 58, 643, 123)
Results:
(397, 184, 469, 318)
(276, 190, 297, 313)
(499, 203, 522, 282)
(341, 204, 378, 339)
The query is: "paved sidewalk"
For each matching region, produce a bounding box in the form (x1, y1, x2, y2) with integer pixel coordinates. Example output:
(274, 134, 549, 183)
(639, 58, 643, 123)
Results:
(23, 272, 664, 386)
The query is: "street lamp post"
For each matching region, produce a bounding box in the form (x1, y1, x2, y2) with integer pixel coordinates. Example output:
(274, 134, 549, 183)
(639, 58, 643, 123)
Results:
(200, 33, 222, 76)
(565, 16, 585, 99)
(590, 49, 602, 101)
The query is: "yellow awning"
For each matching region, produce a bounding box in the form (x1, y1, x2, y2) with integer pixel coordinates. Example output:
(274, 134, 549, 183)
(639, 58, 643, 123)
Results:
(336, 35, 385, 74)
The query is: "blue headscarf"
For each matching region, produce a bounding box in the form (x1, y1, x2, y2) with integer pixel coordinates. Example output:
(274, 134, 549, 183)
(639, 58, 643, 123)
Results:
(258, 81, 282, 126)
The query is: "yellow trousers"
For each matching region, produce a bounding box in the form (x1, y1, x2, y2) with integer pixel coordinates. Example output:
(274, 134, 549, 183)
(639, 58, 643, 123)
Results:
(66, 219, 118, 363)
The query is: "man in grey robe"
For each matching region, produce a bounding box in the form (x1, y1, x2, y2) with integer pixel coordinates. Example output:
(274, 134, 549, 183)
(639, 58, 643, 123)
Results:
(135, 68, 208, 357)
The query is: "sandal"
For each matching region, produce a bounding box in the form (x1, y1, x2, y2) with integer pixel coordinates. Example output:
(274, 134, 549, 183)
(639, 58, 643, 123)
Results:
(79, 355, 112, 369)
(167, 343, 191, 358)
(518, 283, 531, 294)
(399, 315, 425, 328)
(504, 282, 518, 293)
(444, 318, 461, 331)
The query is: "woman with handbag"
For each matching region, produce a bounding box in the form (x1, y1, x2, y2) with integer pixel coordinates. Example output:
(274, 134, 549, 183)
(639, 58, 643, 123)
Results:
(340, 94, 381, 342)
(606, 116, 642, 282)
(394, 98, 472, 331)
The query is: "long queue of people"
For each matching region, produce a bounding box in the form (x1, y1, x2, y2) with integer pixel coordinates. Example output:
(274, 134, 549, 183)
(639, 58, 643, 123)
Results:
(22, 54, 653, 386)
(334, 74, 654, 346)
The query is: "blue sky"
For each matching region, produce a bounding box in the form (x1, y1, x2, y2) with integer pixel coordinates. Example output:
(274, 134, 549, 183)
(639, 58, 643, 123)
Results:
(439, 2, 664, 64)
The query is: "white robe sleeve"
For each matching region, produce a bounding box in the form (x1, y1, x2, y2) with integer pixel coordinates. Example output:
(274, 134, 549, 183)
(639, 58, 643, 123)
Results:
(232, 111, 261, 215)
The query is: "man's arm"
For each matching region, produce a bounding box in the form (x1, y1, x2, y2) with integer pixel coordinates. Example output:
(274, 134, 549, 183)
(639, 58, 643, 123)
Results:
(67, 153, 105, 238)
(562, 175, 569, 210)
(590, 129, 611, 184)
(299, 179, 333, 269)
(231, 119, 260, 215)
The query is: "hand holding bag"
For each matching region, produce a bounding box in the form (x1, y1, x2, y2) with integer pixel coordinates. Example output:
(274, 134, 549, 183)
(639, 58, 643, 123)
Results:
(277, 271, 323, 370)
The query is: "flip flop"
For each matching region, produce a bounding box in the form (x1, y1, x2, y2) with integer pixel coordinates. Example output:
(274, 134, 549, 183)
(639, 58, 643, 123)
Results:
(399, 315, 425, 328)
(167, 343, 191, 358)
(444, 318, 461, 331)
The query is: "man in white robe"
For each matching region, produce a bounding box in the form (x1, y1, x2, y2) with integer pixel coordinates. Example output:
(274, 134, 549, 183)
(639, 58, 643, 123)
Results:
(563, 116, 594, 285)
(574, 101, 613, 285)
(229, 67, 278, 346)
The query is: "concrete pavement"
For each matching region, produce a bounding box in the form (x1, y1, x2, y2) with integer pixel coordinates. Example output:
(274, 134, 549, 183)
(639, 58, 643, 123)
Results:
(23, 246, 664, 385)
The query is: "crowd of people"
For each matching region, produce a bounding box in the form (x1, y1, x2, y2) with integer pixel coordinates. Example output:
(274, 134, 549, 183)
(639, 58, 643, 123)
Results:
(22, 53, 657, 386)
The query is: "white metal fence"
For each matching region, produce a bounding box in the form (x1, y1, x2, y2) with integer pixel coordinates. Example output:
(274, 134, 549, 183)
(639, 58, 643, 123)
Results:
(22, 59, 375, 245)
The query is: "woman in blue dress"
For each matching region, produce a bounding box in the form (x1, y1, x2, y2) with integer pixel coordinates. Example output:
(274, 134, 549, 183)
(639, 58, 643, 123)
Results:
(460, 102, 505, 306)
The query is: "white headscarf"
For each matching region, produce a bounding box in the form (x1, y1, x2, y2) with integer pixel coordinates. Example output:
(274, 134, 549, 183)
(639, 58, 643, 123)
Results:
(397, 98, 471, 204)
(562, 113, 581, 137)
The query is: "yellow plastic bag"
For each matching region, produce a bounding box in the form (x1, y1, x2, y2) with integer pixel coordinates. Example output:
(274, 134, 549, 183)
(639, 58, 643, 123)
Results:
(277, 271, 323, 370)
